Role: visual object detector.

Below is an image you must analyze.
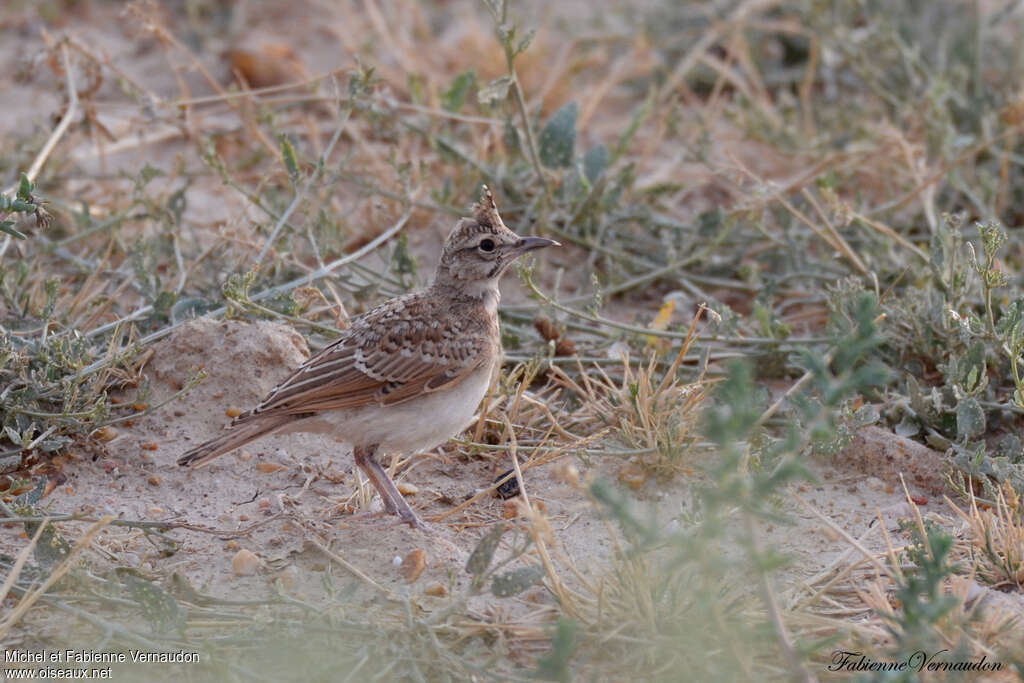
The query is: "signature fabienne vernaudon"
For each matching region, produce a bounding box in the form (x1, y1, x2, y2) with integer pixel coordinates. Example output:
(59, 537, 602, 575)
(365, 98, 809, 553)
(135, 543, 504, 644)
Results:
(828, 650, 1003, 673)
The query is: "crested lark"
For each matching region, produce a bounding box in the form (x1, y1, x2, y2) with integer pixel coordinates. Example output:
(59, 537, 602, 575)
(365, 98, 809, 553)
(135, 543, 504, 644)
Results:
(178, 187, 558, 529)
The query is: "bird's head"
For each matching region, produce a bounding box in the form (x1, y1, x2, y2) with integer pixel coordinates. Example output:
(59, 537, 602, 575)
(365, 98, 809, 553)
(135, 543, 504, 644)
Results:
(434, 186, 558, 297)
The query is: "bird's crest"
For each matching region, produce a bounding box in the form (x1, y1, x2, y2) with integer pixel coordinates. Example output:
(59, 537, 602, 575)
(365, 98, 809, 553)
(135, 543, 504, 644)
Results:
(472, 185, 504, 229)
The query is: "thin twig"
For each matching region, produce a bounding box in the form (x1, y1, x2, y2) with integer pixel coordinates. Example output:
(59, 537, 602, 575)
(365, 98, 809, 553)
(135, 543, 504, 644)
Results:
(256, 105, 353, 266)
(0, 512, 287, 539)
(305, 535, 394, 599)
(486, 0, 547, 193)
(74, 205, 415, 378)
(753, 313, 886, 429)
(1, 43, 79, 259)
(0, 518, 47, 607)
(0, 516, 112, 639)
(744, 512, 816, 683)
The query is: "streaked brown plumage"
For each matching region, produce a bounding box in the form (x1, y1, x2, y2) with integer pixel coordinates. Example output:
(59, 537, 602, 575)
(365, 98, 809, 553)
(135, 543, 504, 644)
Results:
(178, 187, 558, 529)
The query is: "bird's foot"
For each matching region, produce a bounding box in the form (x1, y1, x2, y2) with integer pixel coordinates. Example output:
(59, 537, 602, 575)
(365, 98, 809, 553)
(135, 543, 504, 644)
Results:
(334, 505, 433, 533)
(399, 510, 434, 533)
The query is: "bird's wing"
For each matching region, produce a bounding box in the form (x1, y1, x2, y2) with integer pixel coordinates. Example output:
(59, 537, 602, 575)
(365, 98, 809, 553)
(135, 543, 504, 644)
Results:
(244, 293, 493, 418)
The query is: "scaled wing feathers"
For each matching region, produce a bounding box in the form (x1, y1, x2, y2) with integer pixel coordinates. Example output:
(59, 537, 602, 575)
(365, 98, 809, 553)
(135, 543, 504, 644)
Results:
(245, 293, 489, 418)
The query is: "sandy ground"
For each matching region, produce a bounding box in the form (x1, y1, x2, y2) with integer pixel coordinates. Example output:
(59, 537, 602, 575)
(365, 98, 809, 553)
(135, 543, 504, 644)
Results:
(7, 316, 1021, 629)
(4, 317, 624, 607)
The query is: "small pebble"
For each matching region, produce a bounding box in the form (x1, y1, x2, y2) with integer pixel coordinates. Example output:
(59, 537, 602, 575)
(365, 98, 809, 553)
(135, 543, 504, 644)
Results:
(401, 549, 427, 583)
(397, 481, 419, 496)
(424, 582, 448, 597)
(147, 475, 162, 487)
(232, 549, 260, 576)
(95, 426, 119, 442)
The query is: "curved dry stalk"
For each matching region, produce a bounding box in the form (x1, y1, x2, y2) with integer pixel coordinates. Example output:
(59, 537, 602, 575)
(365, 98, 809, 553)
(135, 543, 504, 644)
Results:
(0, 515, 113, 640)
(0, 43, 79, 260)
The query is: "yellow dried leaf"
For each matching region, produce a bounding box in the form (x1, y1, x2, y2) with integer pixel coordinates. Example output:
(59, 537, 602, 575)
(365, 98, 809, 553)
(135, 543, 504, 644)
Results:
(645, 300, 675, 350)
(401, 549, 427, 582)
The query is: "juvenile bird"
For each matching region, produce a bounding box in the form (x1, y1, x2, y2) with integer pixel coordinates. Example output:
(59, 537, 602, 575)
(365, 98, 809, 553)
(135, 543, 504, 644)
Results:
(178, 188, 558, 529)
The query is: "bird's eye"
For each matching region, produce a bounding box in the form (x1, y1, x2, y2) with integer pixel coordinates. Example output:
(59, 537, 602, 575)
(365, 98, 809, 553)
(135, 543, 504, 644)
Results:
(478, 238, 496, 252)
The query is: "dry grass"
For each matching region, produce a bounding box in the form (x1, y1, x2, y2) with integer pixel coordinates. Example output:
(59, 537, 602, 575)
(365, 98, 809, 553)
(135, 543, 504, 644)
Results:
(949, 481, 1024, 591)
(548, 307, 707, 480)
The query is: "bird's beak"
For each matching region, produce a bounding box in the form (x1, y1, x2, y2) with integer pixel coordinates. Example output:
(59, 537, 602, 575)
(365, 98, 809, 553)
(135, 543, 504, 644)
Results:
(514, 236, 560, 253)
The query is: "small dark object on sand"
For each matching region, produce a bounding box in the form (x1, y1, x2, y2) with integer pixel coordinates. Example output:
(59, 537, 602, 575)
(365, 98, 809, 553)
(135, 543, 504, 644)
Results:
(494, 469, 520, 499)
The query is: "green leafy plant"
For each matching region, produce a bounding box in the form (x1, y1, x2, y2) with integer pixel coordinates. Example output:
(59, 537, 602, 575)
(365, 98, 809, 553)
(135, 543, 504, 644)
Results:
(464, 522, 544, 598)
(0, 173, 51, 240)
(878, 522, 963, 671)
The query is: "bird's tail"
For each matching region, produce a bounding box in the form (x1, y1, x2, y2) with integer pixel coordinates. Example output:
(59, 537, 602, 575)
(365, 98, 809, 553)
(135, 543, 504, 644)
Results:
(177, 414, 290, 468)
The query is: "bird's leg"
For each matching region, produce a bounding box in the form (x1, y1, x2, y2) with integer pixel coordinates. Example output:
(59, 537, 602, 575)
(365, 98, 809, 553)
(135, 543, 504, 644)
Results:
(353, 445, 430, 530)
(353, 445, 398, 516)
